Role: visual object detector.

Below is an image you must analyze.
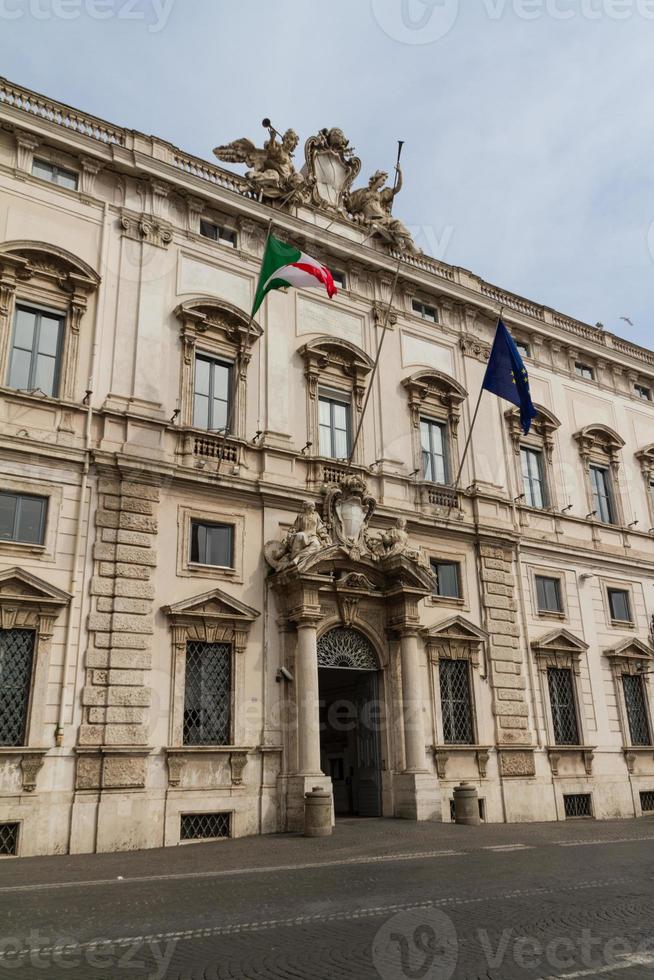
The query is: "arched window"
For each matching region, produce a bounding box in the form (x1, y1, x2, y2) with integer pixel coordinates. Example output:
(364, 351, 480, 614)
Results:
(573, 424, 625, 526)
(505, 404, 561, 510)
(317, 627, 378, 671)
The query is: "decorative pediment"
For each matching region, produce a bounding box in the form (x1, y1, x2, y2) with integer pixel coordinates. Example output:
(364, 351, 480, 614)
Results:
(604, 637, 654, 664)
(422, 615, 488, 665)
(636, 444, 654, 479)
(574, 424, 625, 462)
(402, 370, 467, 433)
(505, 403, 561, 457)
(174, 296, 262, 370)
(0, 240, 100, 293)
(163, 588, 259, 624)
(532, 628, 588, 673)
(0, 567, 72, 607)
(299, 336, 373, 407)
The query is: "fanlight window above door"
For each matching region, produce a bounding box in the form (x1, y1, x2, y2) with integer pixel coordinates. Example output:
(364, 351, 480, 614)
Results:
(317, 628, 378, 671)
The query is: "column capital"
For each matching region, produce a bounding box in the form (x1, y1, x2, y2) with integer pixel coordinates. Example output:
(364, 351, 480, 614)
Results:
(292, 614, 323, 630)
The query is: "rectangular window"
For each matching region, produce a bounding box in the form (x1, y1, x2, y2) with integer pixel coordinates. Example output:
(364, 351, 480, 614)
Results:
(590, 465, 615, 524)
(0, 629, 35, 747)
(199, 219, 237, 248)
(180, 812, 231, 841)
(0, 822, 19, 856)
(318, 391, 350, 459)
(535, 575, 563, 615)
(31, 158, 78, 190)
(622, 675, 651, 746)
(521, 447, 547, 508)
(0, 492, 47, 545)
(635, 384, 651, 401)
(7, 305, 64, 397)
(640, 791, 654, 813)
(412, 299, 437, 322)
(420, 418, 448, 484)
(575, 362, 594, 381)
(548, 667, 580, 745)
(193, 354, 232, 431)
(183, 641, 232, 746)
(189, 520, 233, 568)
(563, 794, 592, 818)
(331, 270, 346, 290)
(439, 659, 474, 744)
(431, 560, 461, 599)
(516, 341, 531, 359)
(608, 588, 632, 624)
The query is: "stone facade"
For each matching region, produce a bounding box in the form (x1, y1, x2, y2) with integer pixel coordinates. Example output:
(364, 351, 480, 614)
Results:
(0, 77, 653, 855)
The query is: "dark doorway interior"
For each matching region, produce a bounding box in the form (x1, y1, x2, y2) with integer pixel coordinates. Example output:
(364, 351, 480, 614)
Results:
(319, 667, 382, 817)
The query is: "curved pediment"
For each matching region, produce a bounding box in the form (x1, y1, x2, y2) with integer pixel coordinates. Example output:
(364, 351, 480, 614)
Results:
(174, 296, 263, 343)
(402, 369, 467, 403)
(299, 335, 374, 374)
(574, 424, 625, 454)
(506, 403, 560, 429)
(0, 240, 100, 288)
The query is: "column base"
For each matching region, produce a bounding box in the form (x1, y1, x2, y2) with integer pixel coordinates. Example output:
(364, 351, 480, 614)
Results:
(393, 771, 442, 822)
(283, 774, 334, 833)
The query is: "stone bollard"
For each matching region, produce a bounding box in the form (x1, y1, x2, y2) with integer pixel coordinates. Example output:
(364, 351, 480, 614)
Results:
(304, 786, 332, 837)
(453, 782, 480, 826)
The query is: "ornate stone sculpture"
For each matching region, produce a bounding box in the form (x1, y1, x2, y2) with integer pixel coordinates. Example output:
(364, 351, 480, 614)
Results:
(366, 517, 429, 567)
(323, 476, 376, 561)
(213, 128, 307, 205)
(264, 501, 330, 570)
(345, 167, 420, 254)
(302, 128, 361, 212)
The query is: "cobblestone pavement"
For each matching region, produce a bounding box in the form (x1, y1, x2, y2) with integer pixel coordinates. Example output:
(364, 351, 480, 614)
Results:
(2, 817, 654, 979)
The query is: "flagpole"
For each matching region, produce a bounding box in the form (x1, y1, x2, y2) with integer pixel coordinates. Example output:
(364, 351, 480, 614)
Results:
(452, 307, 504, 491)
(347, 140, 405, 470)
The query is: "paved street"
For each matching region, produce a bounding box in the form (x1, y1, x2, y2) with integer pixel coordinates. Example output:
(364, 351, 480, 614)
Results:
(2, 817, 654, 979)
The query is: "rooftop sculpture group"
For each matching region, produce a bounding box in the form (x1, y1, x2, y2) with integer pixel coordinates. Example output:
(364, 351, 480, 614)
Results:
(214, 123, 420, 254)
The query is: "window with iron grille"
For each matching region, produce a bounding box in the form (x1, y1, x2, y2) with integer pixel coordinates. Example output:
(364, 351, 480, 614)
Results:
(608, 588, 632, 624)
(0, 823, 19, 856)
(439, 659, 474, 744)
(183, 642, 231, 746)
(430, 560, 461, 599)
(180, 812, 231, 841)
(7, 305, 64, 398)
(0, 629, 35, 746)
(640, 791, 654, 813)
(0, 492, 47, 545)
(189, 520, 233, 568)
(622, 675, 651, 746)
(564, 794, 592, 818)
(547, 667, 580, 745)
(535, 575, 563, 615)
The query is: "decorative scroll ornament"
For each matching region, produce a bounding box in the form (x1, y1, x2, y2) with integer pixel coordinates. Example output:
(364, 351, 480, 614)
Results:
(317, 627, 378, 670)
(302, 128, 361, 212)
(213, 128, 308, 206)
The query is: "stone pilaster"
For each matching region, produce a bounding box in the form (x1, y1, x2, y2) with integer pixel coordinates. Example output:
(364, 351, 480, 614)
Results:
(478, 542, 531, 747)
(77, 476, 158, 788)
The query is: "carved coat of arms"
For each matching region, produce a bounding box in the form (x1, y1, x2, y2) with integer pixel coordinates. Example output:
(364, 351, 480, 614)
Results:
(302, 128, 361, 212)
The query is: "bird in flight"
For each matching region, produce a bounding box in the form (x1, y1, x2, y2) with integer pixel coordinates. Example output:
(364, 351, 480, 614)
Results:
(620, 316, 634, 327)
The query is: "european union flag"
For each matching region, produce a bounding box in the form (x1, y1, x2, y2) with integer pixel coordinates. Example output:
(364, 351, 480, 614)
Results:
(482, 319, 537, 434)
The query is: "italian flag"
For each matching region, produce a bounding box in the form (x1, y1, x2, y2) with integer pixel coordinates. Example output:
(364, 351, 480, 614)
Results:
(252, 235, 337, 316)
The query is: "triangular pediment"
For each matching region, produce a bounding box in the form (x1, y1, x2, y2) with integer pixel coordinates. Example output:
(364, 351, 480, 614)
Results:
(423, 615, 488, 644)
(0, 567, 71, 606)
(604, 637, 654, 660)
(531, 628, 588, 654)
(162, 588, 260, 623)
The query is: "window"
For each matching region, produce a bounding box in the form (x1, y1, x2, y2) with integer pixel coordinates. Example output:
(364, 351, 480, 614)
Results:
(180, 812, 230, 841)
(421, 418, 448, 483)
(575, 362, 594, 381)
(516, 341, 531, 359)
(564, 794, 592, 818)
(31, 159, 78, 190)
(622, 675, 651, 746)
(547, 667, 580, 745)
(7, 306, 64, 397)
(0, 823, 19, 856)
(608, 588, 632, 624)
(183, 641, 231, 745)
(412, 299, 437, 322)
(635, 384, 651, 401)
(521, 447, 547, 508)
(590, 465, 615, 524)
(431, 560, 461, 599)
(318, 391, 350, 459)
(640, 791, 654, 813)
(0, 492, 47, 545)
(190, 520, 233, 568)
(193, 354, 232, 431)
(199, 219, 237, 248)
(536, 575, 563, 615)
(0, 629, 35, 746)
(439, 659, 474, 744)
(331, 270, 346, 290)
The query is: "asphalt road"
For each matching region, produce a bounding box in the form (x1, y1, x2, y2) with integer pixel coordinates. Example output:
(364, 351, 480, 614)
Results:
(2, 818, 654, 979)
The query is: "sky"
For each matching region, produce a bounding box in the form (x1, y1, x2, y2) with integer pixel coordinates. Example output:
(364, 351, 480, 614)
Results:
(0, 0, 652, 348)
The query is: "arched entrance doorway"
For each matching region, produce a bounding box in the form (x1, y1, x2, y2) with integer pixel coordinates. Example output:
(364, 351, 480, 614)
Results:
(318, 627, 382, 818)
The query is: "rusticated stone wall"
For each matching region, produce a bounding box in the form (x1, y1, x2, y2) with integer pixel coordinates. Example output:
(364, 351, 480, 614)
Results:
(76, 476, 159, 789)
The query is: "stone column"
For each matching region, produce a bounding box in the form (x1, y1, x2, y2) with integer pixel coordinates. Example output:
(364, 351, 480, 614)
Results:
(295, 621, 322, 776)
(399, 629, 427, 773)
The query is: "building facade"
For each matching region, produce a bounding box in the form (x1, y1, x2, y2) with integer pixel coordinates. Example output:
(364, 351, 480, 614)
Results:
(0, 77, 653, 857)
